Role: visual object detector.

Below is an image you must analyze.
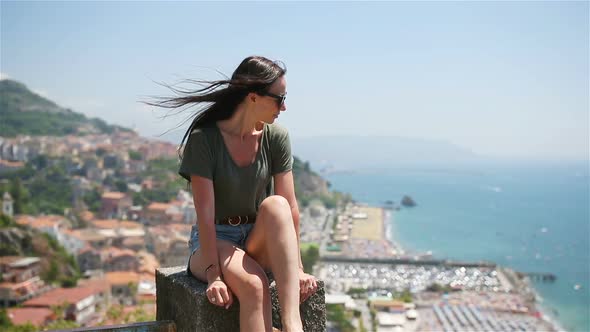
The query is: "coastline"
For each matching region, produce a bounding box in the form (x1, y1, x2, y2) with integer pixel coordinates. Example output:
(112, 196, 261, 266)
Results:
(531, 286, 568, 332)
(382, 208, 405, 256)
(325, 166, 588, 332)
(383, 205, 566, 332)
(323, 203, 567, 332)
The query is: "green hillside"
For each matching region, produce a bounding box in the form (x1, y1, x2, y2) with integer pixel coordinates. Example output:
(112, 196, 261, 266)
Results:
(0, 79, 131, 137)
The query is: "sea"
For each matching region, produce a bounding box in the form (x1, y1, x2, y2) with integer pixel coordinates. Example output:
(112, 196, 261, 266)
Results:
(324, 161, 589, 332)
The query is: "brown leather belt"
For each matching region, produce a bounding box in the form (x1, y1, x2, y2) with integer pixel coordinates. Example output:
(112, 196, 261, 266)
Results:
(215, 214, 257, 226)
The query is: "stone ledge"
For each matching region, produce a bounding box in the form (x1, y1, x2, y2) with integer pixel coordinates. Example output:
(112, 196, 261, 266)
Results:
(156, 266, 326, 332)
(62, 321, 176, 332)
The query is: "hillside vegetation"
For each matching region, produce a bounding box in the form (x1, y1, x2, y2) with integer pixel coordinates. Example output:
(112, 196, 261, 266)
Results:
(0, 79, 131, 137)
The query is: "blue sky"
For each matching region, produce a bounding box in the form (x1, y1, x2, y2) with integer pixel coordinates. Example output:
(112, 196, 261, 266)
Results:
(1, 1, 588, 161)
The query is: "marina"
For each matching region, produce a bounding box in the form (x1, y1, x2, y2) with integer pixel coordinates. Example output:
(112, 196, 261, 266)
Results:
(312, 203, 562, 332)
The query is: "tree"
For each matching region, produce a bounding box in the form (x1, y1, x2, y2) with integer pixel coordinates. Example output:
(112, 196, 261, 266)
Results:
(346, 287, 367, 299)
(0, 214, 15, 228)
(60, 276, 77, 288)
(106, 304, 124, 323)
(0, 309, 12, 327)
(43, 260, 59, 284)
(50, 303, 68, 320)
(128, 281, 138, 301)
(128, 150, 142, 161)
(27, 163, 73, 214)
(44, 320, 79, 330)
(96, 148, 107, 157)
(82, 189, 101, 212)
(370, 308, 377, 331)
(326, 304, 355, 332)
(9, 178, 28, 214)
(30, 155, 48, 170)
(426, 282, 453, 293)
(124, 305, 155, 324)
(114, 180, 128, 193)
(301, 244, 320, 274)
(394, 288, 413, 303)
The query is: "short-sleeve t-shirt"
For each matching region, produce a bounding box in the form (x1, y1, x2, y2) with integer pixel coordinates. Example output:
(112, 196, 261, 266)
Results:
(178, 122, 293, 221)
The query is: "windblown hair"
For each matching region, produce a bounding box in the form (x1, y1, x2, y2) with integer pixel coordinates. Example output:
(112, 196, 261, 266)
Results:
(147, 56, 286, 153)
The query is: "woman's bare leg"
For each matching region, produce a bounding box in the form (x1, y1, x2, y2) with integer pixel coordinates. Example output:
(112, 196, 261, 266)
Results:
(245, 195, 303, 332)
(190, 240, 273, 332)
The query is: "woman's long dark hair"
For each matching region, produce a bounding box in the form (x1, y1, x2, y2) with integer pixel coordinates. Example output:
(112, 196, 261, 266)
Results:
(146, 56, 286, 155)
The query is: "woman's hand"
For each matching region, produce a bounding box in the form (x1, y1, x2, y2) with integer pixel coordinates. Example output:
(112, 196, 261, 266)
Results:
(298, 268, 318, 303)
(206, 278, 233, 309)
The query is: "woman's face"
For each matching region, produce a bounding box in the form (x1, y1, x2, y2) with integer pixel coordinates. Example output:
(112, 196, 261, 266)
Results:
(256, 76, 287, 124)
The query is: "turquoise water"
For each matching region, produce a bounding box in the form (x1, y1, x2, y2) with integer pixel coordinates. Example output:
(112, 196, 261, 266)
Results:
(325, 162, 589, 332)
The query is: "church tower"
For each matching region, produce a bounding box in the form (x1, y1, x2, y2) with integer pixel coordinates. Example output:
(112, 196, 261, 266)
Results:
(2, 192, 14, 217)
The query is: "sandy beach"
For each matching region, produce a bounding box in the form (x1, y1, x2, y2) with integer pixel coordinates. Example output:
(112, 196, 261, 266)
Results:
(350, 205, 384, 241)
(337, 204, 403, 257)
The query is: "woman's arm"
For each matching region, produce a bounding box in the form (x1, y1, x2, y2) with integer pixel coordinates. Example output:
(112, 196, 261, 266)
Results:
(191, 175, 222, 282)
(273, 170, 303, 270)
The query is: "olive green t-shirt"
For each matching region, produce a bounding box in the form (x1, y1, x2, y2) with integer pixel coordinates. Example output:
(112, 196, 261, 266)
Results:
(178, 122, 293, 221)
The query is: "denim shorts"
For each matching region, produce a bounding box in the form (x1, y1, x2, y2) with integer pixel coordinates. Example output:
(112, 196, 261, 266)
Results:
(186, 223, 254, 274)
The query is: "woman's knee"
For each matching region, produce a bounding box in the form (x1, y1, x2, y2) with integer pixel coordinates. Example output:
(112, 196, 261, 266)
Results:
(234, 272, 269, 301)
(259, 195, 291, 217)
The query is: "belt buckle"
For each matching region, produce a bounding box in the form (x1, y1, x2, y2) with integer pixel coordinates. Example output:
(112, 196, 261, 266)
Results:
(228, 216, 242, 226)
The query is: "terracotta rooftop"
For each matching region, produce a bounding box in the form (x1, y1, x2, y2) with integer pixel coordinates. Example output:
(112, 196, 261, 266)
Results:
(121, 237, 145, 249)
(7, 307, 53, 326)
(0, 282, 20, 290)
(0, 160, 24, 167)
(78, 245, 97, 255)
(91, 219, 120, 229)
(105, 271, 140, 285)
(79, 211, 95, 222)
(147, 226, 169, 236)
(147, 202, 172, 211)
(89, 219, 143, 230)
(77, 278, 110, 292)
(102, 192, 126, 200)
(0, 256, 22, 266)
(103, 247, 136, 259)
(15, 215, 65, 229)
(23, 285, 105, 307)
(167, 223, 191, 234)
(119, 220, 143, 229)
(68, 229, 107, 241)
(169, 213, 184, 223)
(169, 200, 183, 207)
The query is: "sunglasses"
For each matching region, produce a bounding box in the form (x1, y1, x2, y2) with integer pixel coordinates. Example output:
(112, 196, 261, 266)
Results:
(259, 91, 287, 107)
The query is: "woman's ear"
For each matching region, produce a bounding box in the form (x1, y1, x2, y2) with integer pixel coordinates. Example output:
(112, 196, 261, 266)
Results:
(248, 92, 257, 103)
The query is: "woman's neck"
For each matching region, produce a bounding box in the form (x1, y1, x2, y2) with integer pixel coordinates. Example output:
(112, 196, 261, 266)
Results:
(217, 103, 263, 140)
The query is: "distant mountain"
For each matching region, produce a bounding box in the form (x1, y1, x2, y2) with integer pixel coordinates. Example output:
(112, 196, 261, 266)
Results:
(292, 156, 329, 197)
(0, 79, 132, 137)
(292, 135, 482, 171)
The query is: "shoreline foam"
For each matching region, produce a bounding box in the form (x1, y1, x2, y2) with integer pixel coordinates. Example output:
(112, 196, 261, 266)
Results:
(380, 203, 566, 332)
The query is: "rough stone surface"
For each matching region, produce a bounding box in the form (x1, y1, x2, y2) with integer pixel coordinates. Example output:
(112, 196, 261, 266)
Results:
(67, 321, 176, 332)
(156, 266, 326, 332)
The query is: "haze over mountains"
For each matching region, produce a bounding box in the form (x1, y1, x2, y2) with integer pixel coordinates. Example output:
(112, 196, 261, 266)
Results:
(291, 136, 482, 172)
(1, 78, 485, 171)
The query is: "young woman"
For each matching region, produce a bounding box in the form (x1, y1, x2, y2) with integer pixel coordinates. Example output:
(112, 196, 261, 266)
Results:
(155, 56, 318, 332)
